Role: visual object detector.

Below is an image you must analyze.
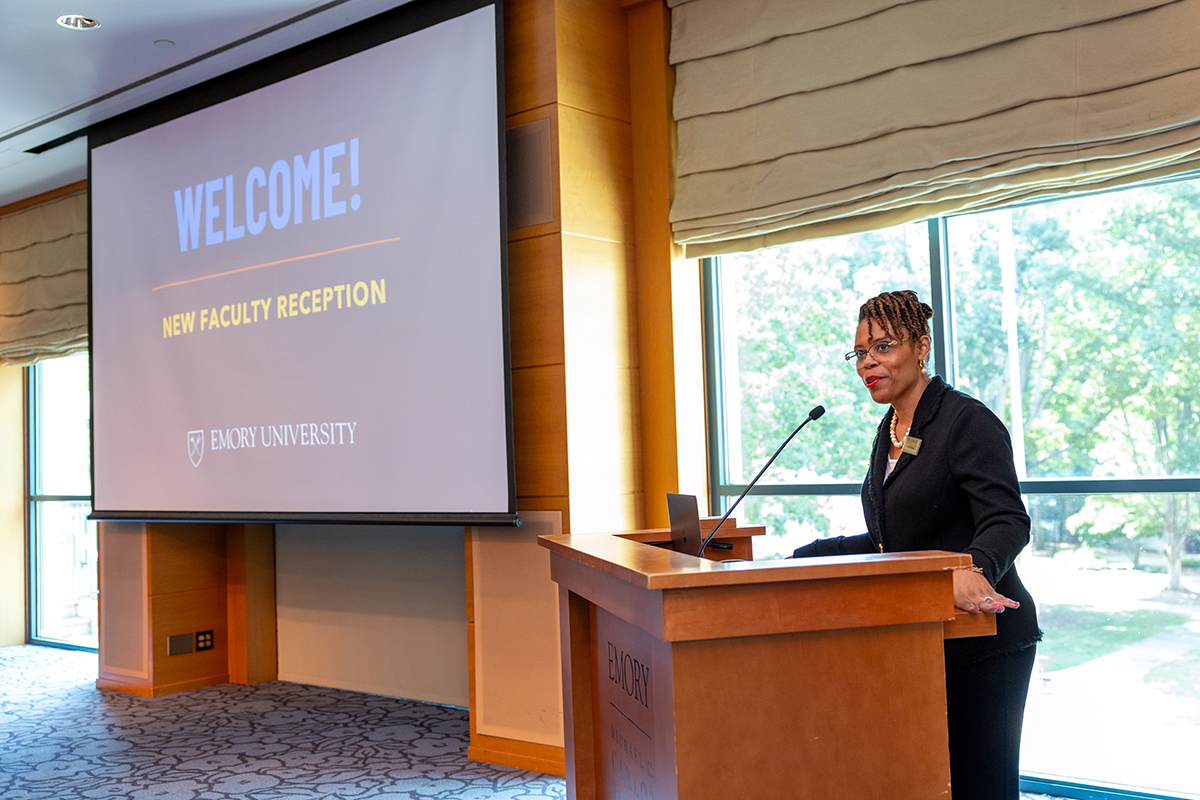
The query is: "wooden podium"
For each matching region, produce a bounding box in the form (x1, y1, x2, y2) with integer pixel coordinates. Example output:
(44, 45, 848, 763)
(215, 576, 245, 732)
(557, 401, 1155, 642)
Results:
(539, 531, 994, 800)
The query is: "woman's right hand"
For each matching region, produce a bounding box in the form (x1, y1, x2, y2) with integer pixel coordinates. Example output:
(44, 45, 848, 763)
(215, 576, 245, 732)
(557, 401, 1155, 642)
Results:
(953, 568, 1019, 614)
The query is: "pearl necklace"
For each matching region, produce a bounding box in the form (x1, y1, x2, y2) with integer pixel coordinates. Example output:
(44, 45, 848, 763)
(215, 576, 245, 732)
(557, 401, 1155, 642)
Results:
(889, 412, 909, 449)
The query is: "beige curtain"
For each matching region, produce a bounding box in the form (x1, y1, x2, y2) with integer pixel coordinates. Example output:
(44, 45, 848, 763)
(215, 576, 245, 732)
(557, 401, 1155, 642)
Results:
(669, 0, 1200, 256)
(0, 191, 88, 365)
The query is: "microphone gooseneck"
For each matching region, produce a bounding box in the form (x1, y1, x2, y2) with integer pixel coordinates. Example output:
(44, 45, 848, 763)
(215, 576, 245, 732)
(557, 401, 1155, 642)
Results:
(697, 404, 825, 559)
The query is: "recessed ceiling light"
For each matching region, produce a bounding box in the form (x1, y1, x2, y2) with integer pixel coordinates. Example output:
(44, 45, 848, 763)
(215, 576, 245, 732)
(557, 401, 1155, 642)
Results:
(57, 15, 100, 30)
(154, 39, 176, 48)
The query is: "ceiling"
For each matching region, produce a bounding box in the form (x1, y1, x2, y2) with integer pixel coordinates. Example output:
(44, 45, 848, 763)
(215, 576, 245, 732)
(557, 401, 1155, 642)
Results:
(0, 0, 411, 209)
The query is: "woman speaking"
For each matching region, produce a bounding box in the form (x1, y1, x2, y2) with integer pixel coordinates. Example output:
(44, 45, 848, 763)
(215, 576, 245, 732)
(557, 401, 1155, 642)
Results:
(792, 290, 1040, 800)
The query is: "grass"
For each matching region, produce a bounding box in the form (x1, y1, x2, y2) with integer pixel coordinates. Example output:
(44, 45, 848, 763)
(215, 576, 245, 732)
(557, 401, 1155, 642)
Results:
(1144, 647, 1200, 701)
(1037, 604, 1191, 671)
(1123, 552, 1200, 573)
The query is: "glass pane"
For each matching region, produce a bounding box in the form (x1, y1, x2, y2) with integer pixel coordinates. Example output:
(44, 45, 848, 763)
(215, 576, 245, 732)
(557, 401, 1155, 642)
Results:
(35, 353, 91, 496)
(32, 500, 98, 648)
(717, 224, 932, 485)
(948, 181, 1200, 479)
(739, 494, 865, 560)
(1020, 493, 1200, 796)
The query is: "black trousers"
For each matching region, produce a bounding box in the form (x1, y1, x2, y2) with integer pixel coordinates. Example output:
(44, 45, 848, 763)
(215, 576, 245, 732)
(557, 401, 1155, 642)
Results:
(945, 645, 1037, 800)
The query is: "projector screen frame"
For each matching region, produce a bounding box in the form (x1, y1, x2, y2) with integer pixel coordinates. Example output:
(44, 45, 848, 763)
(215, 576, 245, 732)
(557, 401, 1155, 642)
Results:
(85, 0, 518, 526)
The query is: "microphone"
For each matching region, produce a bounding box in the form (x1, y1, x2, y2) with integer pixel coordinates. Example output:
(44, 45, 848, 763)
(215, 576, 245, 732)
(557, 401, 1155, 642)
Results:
(697, 404, 825, 559)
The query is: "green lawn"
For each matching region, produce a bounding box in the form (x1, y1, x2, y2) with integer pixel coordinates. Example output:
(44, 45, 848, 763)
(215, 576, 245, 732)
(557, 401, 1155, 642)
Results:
(1037, 604, 1191, 671)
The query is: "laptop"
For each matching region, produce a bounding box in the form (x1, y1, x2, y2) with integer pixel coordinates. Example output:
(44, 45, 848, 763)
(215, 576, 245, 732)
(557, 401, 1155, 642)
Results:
(666, 493, 703, 556)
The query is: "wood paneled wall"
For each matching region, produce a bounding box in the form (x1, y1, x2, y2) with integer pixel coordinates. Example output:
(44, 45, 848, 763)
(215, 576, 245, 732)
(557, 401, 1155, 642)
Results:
(505, 0, 641, 538)
(97, 521, 276, 697)
(470, 0, 706, 775)
(226, 523, 277, 685)
(507, 0, 706, 532)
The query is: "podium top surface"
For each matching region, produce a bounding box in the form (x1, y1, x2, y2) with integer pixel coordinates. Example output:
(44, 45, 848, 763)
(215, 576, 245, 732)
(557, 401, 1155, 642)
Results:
(538, 533, 970, 591)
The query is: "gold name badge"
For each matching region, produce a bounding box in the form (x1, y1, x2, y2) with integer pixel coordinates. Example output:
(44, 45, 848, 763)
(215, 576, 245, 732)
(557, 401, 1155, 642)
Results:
(902, 436, 922, 456)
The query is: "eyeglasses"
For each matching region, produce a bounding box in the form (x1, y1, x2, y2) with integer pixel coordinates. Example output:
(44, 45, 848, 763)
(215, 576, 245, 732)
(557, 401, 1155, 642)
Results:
(844, 339, 904, 364)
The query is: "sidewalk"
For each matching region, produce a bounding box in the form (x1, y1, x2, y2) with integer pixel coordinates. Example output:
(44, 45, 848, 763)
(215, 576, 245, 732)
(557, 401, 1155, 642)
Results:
(1019, 555, 1200, 799)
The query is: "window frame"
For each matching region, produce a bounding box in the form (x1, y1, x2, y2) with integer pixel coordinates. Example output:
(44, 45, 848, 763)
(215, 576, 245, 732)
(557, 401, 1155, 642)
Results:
(26, 357, 96, 653)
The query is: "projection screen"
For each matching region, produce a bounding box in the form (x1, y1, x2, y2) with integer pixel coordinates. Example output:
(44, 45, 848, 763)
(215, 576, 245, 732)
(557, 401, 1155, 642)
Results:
(88, 0, 515, 524)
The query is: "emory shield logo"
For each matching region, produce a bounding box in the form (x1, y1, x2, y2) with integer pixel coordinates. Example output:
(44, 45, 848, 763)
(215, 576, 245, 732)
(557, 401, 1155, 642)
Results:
(187, 430, 204, 467)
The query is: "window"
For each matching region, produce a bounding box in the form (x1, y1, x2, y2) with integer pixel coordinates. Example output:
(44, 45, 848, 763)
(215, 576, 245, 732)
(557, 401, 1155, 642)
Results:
(28, 352, 96, 650)
(706, 176, 1200, 799)
(705, 222, 931, 559)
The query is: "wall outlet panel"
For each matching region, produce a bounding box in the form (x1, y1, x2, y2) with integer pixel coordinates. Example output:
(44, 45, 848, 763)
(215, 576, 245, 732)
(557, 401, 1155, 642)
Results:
(195, 630, 214, 651)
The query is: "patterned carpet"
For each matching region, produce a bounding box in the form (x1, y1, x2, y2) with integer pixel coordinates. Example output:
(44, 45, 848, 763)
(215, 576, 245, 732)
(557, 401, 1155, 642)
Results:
(0, 645, 566, 800)
(1, 645, 1065, 800)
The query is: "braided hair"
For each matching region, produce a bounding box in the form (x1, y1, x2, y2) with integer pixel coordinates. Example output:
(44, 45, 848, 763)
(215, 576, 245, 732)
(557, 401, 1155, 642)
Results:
(858, 290, 933, 343)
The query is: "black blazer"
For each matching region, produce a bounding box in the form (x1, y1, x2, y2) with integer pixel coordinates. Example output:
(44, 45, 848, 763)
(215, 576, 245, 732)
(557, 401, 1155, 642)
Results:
(793, 377, 1040, 663)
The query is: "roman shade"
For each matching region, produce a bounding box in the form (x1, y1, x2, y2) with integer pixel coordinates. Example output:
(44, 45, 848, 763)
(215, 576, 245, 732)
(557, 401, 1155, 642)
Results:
(669, 0, 1200, 256)
(0, 191, 88, 365)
